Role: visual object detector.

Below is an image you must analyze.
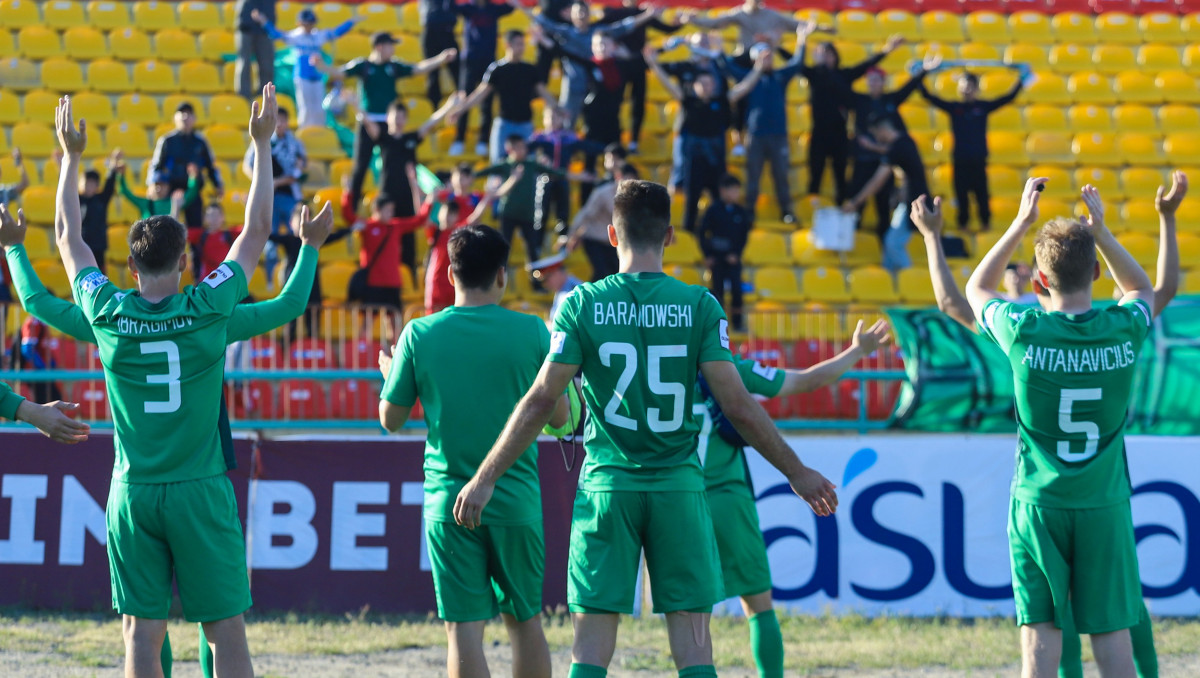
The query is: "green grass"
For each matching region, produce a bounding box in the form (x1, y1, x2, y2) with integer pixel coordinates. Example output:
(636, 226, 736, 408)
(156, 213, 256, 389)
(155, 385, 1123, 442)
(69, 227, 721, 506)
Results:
(2, 610, 1199, 673)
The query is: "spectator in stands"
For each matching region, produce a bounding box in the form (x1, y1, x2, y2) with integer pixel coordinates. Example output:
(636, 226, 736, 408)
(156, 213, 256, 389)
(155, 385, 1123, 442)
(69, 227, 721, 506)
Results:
(535, 0, 571, 82)
(188, 202, 242, 283)
(0, 148, 28, 206)
(316, 33, 457, 211)
(150, 102, 222, 229)
(700, 174, 751, 331)
(565, 163, 638, 282)
(646, 44, 764, 234)
(438, 162, 484, 215)
(242, 106, 307, 286)
(528, 107, 583, 237)
(251, 8, 365, 129)
(11, 313, 62, 404)
(449, 0, 515, 157)
(80, 150, 121, 274)
(656, 33, 726, 199)
(119, 164, 200, 221)
(595, 0, 681, 153)
(848, 56, 938, 237)
(921, 70, 1024, 232)
(842, 114, 933, 272)
(235, 0, 276, 99)
(528, 250, 581, 325)
(270, 203, 354, 338)
(453, 29, 560, 164)
(1003, 262, 1040, 306)
(798, 25, 905, 205)
(419, 0, 462, 106)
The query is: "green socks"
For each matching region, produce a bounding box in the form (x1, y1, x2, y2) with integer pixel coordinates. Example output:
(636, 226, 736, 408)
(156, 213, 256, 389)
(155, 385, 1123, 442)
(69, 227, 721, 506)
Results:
(1057, 610, 1084, 678)
(678, 666, 718, 677)
(159, 630, 172, 678)
(568, 663, 608, 678)
(199, 623, 215, 678)
(1131, 603, 1158, 678)
(749, 609, 784, 678)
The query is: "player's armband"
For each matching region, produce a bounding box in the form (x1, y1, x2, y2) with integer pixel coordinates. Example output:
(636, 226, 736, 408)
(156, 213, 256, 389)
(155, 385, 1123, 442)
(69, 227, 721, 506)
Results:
(543, 379, 582, 439)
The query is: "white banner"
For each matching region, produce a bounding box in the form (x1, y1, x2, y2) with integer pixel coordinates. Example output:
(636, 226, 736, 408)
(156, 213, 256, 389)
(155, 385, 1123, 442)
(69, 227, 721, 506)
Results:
(719, 435, 1200, 617)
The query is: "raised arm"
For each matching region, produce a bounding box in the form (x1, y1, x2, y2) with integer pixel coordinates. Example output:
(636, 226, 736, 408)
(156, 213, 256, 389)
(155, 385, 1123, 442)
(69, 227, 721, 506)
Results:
(411, 48, 458, 76)
(455, 79, 496, 115)
(966, 177, 1045, 320)
(911, 195, 977, 330)
(52, 97, 98, 283)
(606, 6, 660, 38)
(680, 8, 736, 30)
(644, 46, 683, 101)
(0, 207, 96, 342)
(919, 82, 954, 113)
(7, 148, 29, 198)
(1081, 184, 1155, 310)
(842, 163, 894, 213)
(728, 50, 768, 104)
(227, 84, 279, 275)
(981, 77, 1024, 113)
(1150, 171, 1186, 317)
(417, 93, 462, 138)
(779, 320, 891, 395)
(843, 35, 904, 81)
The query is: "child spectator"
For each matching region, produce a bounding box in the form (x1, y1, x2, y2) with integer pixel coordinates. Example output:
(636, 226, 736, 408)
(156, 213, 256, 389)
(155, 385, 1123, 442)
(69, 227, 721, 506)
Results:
(188, 202, 243, 282)
(699, 174, 751, 331)
(528, 107, 583, 236)
(79, 150, 121, 273)
(118, 163, 200, 220)
(566, 162, 638, 281)
(437, 162, 484, 216)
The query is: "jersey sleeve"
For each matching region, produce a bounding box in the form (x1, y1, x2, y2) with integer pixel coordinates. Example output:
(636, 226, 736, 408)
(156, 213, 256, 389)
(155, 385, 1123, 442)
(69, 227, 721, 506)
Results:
(548, 288, 583, 365)
(734, 355, 786, 398)
(697, 290, 733, 363)
(342, 58, 366, 77)
(7, 244, 97, 343)
(391, 60, 416, 78)
(381, 323, 418, 407)
(191, 260, 250, 317)
(978, 298, 1028, 353)
(0, 380, 26, 421)
(1115, 298, 1153, 347)
(227, 245, 317, 342)
(72, 267, 122, 323)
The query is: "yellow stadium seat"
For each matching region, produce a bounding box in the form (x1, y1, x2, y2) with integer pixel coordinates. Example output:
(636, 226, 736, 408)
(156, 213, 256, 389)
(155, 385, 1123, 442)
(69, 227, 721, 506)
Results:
(204, 124, 247, 161)
(1157, 70, 1200, 104)
(753, 267, 804, 303)
(1112, 104, 1158, 132)
(1027, 132, 1072, 164)
(1025, 104, 1068, 131)
(1029, 165, 1074, 198)
(276, 0, 301, 28)
(155, 28, 199, 62)
(22, 187, 54, 225)
(958, 42, 1001, 62)
(1067, 72, 1114, 105)
(87, 0, 130, 29)
(1049, 44, 1092, 73)
(22, 225, 51, 259)
(919, 11, 965, 42)
(1092, 45, 1136, 76)
(801, 267, 850, 303)
(12, 122, 56, 157)
(1116, 133, 1162, 166)
(790, 230, 841, 267)
(1163, 133, 1200, 162)
(72, 91, 114, 125)
(43, 0, 85, 29)
(848, 266, 898, 305)
(1021, 72, 1069, 105)
(836, 10, 881, 42)
(63, 26, 108, 60)
(896, 268, 935, 304)
(34, 256, 72, 293)
(987, 165, 1023, 197)
(1117, 232, 1158, 267)
(132, 59, 176, 93)
(314, 1, 354, 26)
(1004, 43, 1050, 71)
(179, 60, 222, 94)
(987, 131, 1026, 165)
(115, 93, 161, 126)
(1095, 12, 1141, 45)
(1114, 72, 1161, 105)
(1140, 12, 1185, 44)
(21, 88, 57, 122)
(877, 9, 919, 39)
(878, 45, 914, 74)
(1159, 105, 1200, 134)
(834, 41, 870, 70)
(40, 58, 84, 92)
(208, 93, 250, 127)
(989, 106, 1022, 132)
(844, 232, 882, 267)
(0, 0, 40, 28)
(1119, 201, 1158, 232)
(0, 31, 14, 58)
(926, 131, 952, 165)
(1008, 11, 1053, 42)
(334, 31, 371, 62)
(355, 2, 401, 33)
(199, 29, 236, 62)
(132, 1, 177, 31)
(964, 11, 1009, 43)
(661, 264, 702, 287)
(664, 230, 703, 265)
(1075, 168, 1122, 198)
(17, 26, 61, 60)
(743, 230, 790, 267)
(110, 28, 154, 61)
(1121, 168, 1167, 197)
(900, 106, 933, 132)
(297, 127, 343, 161)
(1051, 12, 1096, 43)
(178, 1, 222, 32)
(104, 122, 151, 156)
(978, 70, 1019, 99)
(1072, 133, 1119, 167)
(1185, 44, 1200, 75)
(1138, 44, 1182, 71)
(0, 89, 20, 124)
(320, 261, 356, 303)
(1067, 105, 1113, 132)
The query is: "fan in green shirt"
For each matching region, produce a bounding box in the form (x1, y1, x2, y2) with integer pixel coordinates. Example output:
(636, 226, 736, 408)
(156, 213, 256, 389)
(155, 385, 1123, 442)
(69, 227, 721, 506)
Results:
(117, 164, 201, 220)
(452, 179, 837, 678)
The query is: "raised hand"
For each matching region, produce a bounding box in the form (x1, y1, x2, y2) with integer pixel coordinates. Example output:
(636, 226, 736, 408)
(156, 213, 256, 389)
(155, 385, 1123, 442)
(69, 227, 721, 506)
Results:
(884, 34, 905, 53)
(55, 97, 87, 156)
(17, 401, 89, 444)
(1016, 177, 1048, 227)
(921, 52, 942, 72)
(249, 83, 278, 143)
(0, 204, 26, 247)
(910, 194, 943, 238)
(851, 318, 892, 355)
(1156, 170, 1188, 217)
(11, 148, 21, 165)
(1080, 184, 1105, 231)
(107, 148, 124, 170)
(299, 202, 335, 248)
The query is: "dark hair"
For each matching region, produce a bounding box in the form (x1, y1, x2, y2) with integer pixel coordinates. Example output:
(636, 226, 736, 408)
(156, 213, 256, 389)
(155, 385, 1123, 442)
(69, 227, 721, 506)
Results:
(613, 180, 671, 251)
(718, 174, 741, 189)
(570, 0, 588, 10)
(961, 71, 980, 87)
(454, 162, 474, 175)
(1034, 218, 1097, 294)
(604, 143, 627, 159)
(277, 106, 289, 119)
(83, 170, 101, 183)
(505, 133, 526, 146)
(374, 194, 394, 212)
(388, 100, 408, 115)
(129, 215, 187, 276)
(505, 29, 524, 42)
(818, 41, 840, 66)
(617, 163, 638, 179)
(205, 201, 223, 211)
(435, 170, 452, 184)
(448, 225, 510, 290)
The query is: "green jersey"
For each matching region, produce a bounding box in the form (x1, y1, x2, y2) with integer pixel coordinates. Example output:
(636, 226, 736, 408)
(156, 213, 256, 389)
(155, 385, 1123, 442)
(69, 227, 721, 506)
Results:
(979, 298, 1153, 509)
(342, 58, 416, 117)
(549, 273, 733, 492)
(695, 355, 785, 496)
(74, 262, 249, 484)
(382, 305, 550, 526)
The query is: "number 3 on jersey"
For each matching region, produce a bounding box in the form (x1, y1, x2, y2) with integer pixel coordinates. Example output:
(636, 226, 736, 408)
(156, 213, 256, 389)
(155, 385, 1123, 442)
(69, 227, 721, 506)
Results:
(141, 340, 181, 414)
(599, 341, 687, 433)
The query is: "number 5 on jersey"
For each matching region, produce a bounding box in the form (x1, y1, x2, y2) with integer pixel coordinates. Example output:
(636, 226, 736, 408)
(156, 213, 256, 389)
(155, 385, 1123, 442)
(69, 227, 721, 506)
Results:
(599, 341, 687, 433)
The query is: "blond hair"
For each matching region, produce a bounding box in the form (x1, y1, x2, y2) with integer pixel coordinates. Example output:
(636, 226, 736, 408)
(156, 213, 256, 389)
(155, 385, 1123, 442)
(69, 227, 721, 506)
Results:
(1033, 217, 1096, 294)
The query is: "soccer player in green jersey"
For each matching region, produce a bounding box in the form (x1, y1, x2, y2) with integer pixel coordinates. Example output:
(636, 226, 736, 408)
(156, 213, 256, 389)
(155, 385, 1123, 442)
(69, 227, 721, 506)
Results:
(454, 179, 838, 678)
(695, 318, 890, 678)
(51, 85, 319, 678)
(378, 224, 570, 678)
(962, 176, 1155, 678)
(913, 172, 1187, 678)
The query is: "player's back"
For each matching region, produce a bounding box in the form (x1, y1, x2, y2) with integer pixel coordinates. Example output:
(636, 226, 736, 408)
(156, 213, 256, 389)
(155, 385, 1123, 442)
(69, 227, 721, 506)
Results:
(981, 298, 1153, 508)
(398, 304, 550, 524)
(75, 265, 247, 484)
(551, 272, 731, 491)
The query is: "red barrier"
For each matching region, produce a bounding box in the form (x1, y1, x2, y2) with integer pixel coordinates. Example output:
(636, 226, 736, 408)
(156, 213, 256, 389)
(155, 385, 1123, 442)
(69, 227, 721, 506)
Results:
(0, 433, 581, 616)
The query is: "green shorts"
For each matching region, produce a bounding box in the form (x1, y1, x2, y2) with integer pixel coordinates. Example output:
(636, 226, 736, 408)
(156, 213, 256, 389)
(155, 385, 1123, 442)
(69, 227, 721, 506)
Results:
(1008, 497, 1141, 635)
(426, 520, 545, 623)
(568, 490, 724, 615)
(708, 490, 772, 599)
(106, 474, 252, 623)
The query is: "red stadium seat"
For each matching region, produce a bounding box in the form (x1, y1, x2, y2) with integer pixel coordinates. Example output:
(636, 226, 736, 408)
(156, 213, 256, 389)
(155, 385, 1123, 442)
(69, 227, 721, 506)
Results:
(737, 339, 790, 418)
(1047, 0, 1094, 11)
(1006, 0, 1053, 11)
(1092, 0, 1138, 11)
(332, 379, 380, 420)
(286, 338, 334, 369)
(339, 338, 382, 370)
(83, 344, 103, 370)
(46, 336, 79, 369)
(791, 339, 840, 418)
(247, 337, 281, 369)
(276, 379, 329, 420)
(961, 0, 1007, 11)
(920, 0, 966, 12)
(71, 380, 109, 420)
(226, 380, 274, 420)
